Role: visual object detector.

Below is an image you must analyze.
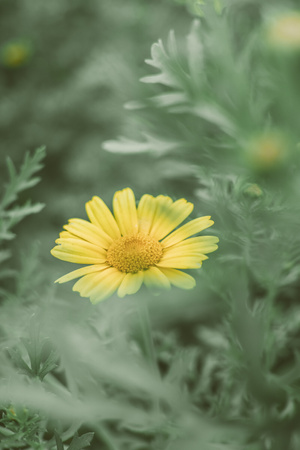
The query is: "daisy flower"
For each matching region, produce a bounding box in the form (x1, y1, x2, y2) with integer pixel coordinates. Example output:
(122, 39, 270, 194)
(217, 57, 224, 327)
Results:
(1, 40, 32, 68)
(265, 10, 300, 52)
(244, 130, 289, 172)
(51, 188, 218, 303)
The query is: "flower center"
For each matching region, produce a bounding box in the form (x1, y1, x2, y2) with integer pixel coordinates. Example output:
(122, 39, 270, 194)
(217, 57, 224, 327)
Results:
(106, 233, 163, 273)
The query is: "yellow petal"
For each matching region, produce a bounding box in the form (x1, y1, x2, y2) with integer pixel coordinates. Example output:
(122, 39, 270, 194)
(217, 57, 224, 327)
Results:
(90, 270, 126, 304)
(58, 230, 73, 239)
(159, 268, 196, 290)
(161, 216, 214, 248)
(149, 197, 194, 241)
(55, 264, 108, 284)
(64, 218, 112, 249)
(194, 244, 218, 254)
(143, 266, 171, 289)
(73, 267, 125, 303)
(50, 247, 106, 264)
(54, 238, 107, 258)
(161, 246, 209, 260)
(117, 272, 144, 298)
(148, 195, 172, 236)
(86, 196, 121, 240)
(113, 188, 138, 236)
(156, 256, 203, 269)
(163, 236, 219, 256)
(170, 235, 219, 247)
(137, 194, 158, 234)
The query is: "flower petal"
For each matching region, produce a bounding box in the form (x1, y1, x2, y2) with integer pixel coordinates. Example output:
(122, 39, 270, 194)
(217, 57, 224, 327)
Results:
(55, 264, 108, 284)
(73, 267, 125, 304)
(54, 238, 107, 258)
(159, 268, 196, 290)
(86, 196, 121, 240)
(149, 198, 194, 241)
(117, 272, 144, 298)
(137, 194, 158, 234)
(50, 247, 106, 264)
(113, 188, 138, 235)
(148, 195, 172, 235)
(161, 216, 214, 248)
(143, 266, 171, 289)
(163, 236, 219, 256)
(64, 218, 112, 249)
(58, 231, 73, 239)
(156, 256, 204, 269)
(161, 246, 209, 260)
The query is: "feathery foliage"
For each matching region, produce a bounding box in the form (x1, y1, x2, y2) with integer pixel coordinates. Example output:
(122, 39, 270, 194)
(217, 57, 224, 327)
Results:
(0, 147, 45, 298)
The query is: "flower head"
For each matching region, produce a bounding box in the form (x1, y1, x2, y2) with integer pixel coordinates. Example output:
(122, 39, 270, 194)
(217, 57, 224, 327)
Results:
(243, 183, 263, 198)
(244, 131, 289, 172)
(1, 40, 32, 68)
(51, 188, 218, 303)
(265, 11, 300, 52)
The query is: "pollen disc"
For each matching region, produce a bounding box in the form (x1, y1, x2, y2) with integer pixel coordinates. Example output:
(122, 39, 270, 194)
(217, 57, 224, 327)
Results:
(106, 233, 163, 273)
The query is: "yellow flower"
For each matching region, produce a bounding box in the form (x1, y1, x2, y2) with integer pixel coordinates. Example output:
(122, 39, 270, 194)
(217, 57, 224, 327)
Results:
(1, 41, 32, 68)
(244, 131, 288, 172)
(265, 11, 300, 51)
(243, 183, 263, 198)
(8, 407, 16, 418)
(51, 188, 218, 303)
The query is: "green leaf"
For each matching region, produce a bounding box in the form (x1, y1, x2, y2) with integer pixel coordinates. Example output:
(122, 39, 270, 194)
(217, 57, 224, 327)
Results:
(54, 431, 94, 450)
(0, 230, 15, 240)
(6, 157, 16, 181)
(68, 432, 94, 450)
(0, 268, 16, 279)
(103, 134, 180, 155)
(142, 30, 189, 90)
(193, 103, 237, 136)
(0, 147, 46, 258)
(15, 242, 44, 298)
(1, 201, 45, 228)
(0, 249, 11, 263)
(38, 350, 58, 381)
(0, 427, 15, 437)
(18, 176, 41, 191)
(8, 347, 33, 377)
(8, 324, 58, 380)
(0, 146, 46, 210)
(54, 431, 64, 450)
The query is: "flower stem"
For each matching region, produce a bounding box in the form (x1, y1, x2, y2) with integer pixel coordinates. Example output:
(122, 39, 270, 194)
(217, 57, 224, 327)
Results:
(136, 298, 161, 414)
(93, 423, 120, 450)
(136, 298, 160, 379)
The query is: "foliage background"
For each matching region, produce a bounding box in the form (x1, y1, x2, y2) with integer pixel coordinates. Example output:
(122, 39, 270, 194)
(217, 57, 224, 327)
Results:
(1, 0, 300, 449)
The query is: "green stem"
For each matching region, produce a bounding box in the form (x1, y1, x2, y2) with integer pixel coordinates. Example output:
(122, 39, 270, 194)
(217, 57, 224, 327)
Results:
(136, 298, 161, 414)
(93, 423, 119, 450)
(136, 298, 159, 379)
